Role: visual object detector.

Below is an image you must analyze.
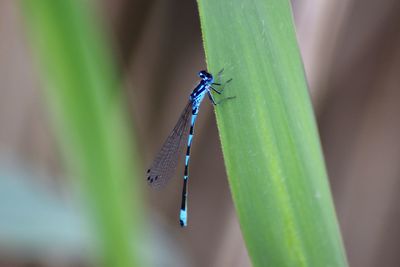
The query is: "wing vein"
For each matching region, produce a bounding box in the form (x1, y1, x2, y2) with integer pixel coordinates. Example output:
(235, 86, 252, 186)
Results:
(147, 102, 192, 188)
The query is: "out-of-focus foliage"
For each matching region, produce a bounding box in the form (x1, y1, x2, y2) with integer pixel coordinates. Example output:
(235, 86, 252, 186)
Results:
(20, 1, 143, 266)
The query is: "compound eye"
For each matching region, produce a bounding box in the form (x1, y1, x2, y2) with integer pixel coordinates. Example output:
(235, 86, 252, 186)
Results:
(198, 70, 207, 78)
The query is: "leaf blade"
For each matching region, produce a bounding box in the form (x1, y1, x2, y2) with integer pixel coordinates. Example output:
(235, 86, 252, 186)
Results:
(197, 0, 348, 266)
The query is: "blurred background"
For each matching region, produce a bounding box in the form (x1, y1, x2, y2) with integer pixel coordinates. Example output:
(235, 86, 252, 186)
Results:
(1, 0, 399, 266)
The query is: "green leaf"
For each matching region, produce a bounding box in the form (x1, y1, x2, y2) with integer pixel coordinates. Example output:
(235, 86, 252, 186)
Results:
(20, 1, 143, 266)
(197, 0, 348, 266)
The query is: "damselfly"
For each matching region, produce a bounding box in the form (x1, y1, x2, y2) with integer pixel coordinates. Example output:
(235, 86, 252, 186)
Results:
(146, 69, 233, 227)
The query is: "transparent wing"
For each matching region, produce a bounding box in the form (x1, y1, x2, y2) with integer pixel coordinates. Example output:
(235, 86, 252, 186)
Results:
(146, 102, 192, 188)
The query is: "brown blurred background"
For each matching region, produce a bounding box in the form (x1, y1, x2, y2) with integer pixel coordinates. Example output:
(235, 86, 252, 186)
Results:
(1, 0, 400, 266)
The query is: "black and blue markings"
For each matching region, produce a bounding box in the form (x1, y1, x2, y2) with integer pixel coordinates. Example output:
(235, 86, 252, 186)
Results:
(146, 70, 233, 227)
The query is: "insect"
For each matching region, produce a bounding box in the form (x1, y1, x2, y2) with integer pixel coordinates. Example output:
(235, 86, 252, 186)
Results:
(146, 69, 234, 227)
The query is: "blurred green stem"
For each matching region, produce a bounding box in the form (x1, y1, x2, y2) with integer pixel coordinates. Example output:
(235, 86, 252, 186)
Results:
(20, 1, 142, 266)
